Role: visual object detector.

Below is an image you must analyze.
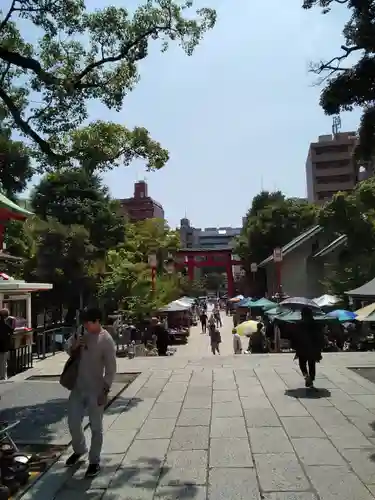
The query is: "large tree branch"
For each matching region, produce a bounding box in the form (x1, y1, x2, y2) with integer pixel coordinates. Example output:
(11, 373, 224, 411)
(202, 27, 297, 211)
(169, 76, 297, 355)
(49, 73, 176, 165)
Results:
(0, 86, 64, 160)
(311, 45, 360, 78)
(0, 0, 17, 32)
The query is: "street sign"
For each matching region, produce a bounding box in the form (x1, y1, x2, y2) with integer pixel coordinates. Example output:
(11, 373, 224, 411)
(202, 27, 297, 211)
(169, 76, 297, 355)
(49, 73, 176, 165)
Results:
(250, 263, 257, 273)
(273, 247, 282, 263)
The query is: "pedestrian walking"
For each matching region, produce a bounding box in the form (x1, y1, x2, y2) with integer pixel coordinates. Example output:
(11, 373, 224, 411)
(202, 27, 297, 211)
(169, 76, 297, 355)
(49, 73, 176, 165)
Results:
(0, 309, 13, 380)
(214, 308, 222, 327)
(232, 328, 242, 354)
(292, 307, 324, 388)
(65, 308, 117, 477)
(209, 323, 221, 355)
(151, 317, 169, 356)
(200, 311, 208, 333)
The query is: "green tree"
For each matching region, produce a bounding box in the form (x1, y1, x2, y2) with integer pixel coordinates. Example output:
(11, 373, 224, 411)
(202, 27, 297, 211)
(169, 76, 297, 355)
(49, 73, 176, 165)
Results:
(236, 191, 317, 275)
(31, 168, 125, 254)
(99, 219, 182, 317)
(0, 1, 216, 169)
(0, 126, 33, 199)
(319, 178, 375, 296)
(302, 0, 375, 162)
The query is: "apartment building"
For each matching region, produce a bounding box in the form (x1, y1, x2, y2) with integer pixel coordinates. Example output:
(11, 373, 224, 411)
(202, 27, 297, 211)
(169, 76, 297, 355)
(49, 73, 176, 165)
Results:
(179, 218, 241, 249)
(118, 181, 164, 222)
(306, 132, 358, 204)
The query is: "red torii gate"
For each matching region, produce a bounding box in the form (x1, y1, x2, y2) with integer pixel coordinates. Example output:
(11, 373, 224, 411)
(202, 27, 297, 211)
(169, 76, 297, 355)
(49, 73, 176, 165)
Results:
(174, 248, 241, 297)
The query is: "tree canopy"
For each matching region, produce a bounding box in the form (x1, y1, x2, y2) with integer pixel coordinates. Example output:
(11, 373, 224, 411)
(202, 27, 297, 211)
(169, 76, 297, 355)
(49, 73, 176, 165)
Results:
(318, 177, 375, 296)
(99, 218, 182, 318)
(303, 0, 375, 162)
(236, 191, 317, 274)
(0, 0, 216, 170)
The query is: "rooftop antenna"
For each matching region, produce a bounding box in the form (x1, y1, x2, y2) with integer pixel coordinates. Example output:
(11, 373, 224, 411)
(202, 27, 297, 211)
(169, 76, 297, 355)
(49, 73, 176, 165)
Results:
(332, 115, 341, 137)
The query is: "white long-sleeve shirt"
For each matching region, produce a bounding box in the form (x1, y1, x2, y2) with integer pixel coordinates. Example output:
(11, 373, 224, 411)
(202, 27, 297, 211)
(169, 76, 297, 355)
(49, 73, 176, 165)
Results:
(66, 329, 117, 393)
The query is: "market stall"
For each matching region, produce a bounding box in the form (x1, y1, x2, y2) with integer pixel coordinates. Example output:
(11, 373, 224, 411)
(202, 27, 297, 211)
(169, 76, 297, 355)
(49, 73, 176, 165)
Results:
(158, 300, 191, 343)
(0, 277, 53, 376)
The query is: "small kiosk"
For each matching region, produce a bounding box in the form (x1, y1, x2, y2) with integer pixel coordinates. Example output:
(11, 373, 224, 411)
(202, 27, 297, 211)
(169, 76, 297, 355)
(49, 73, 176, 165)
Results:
(0, 275, 53, 376)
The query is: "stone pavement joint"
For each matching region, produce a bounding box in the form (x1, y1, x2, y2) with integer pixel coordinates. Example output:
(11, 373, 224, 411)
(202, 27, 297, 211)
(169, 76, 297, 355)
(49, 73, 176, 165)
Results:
(16, 315, 375, 499)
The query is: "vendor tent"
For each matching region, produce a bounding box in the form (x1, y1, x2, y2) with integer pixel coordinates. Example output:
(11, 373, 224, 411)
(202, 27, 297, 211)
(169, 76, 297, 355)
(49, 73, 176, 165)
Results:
(314, 294, 340, 308)
(159, 301, 190, 313)
(249, 298, 277, 310)
(345, 278, 375, 300)
(354, 302, 375, 320)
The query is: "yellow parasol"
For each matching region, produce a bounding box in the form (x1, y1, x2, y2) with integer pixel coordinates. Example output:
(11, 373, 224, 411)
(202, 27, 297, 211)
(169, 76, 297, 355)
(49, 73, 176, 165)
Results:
(235, 320, 259, 336)
(355, 302, 375, 320)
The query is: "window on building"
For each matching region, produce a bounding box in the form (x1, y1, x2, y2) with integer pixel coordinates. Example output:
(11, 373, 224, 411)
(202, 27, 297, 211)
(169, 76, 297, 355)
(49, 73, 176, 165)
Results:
(315, 159, 351, 169)
(315, 145, 349, 155)
(316, 174, 353, 184)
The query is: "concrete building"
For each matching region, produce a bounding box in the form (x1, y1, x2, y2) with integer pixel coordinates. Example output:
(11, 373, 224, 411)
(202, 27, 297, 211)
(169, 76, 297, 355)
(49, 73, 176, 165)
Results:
(258, 226, 347, 298)
(179, 219, 241, 250)
(306, 132, 358, 204)
(118, 181, 164, 222)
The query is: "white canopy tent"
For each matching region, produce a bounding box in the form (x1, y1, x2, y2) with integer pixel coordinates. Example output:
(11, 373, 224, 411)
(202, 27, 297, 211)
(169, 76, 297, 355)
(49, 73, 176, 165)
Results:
(0, 277, 53, 328)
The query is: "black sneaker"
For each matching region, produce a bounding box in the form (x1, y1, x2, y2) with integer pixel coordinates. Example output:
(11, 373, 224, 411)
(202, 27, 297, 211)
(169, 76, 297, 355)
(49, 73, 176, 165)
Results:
(85, 463, 100, 478)
(305, 376, 313, 388)
(65, 453, 82, 467)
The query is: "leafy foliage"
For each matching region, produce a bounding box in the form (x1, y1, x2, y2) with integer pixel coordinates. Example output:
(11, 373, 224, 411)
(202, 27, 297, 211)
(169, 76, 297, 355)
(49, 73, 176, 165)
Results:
(30, 168, 125, 254)
(0, 126, 33, 199)
(0, 0, 216, 169)
(99, 218, 182, 317)
(319, 177, 375, 296)
(236, 191, 317, 274)
(302, 0, 375, 162)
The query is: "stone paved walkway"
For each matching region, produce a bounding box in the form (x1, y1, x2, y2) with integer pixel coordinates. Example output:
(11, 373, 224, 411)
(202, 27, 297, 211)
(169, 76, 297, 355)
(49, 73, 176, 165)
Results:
(13, 314, 375, 500)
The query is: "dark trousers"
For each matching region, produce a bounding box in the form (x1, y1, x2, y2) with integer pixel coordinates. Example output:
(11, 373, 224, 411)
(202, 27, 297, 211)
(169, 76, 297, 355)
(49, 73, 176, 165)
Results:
(299, 357, 316, 381)
(201, 322, 207, 333)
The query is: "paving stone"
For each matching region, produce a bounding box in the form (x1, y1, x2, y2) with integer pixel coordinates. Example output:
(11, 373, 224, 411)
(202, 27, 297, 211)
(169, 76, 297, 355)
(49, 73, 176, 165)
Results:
(212, 390, 240, 403)
(241, 396, 272, 409)
(301, 397, 333, 408)
(136, 387, 164, 399)
(170, 426, 209, 450)
(244, 408, 281, 427)
(149, 402, 182, 419)
(104, 465, 161, 500)
(292, 437, 346, 466)
(122, 439, 170, 465)
(210, 417, 247, 438)
(209, 437, 253, 467)
(213, 380, 237, 390)
(177, 408, 211, 426)
(281, 417, 325, 438)
(238, 385, 266, 397)
(306, 465, 374, 500)
(169, 374, 192, 383)
(56, 490, 105, 500)
(341, 448, 375, 484)
(163, 382, 189, 393)
(254, 453, 310, 492)
(323, 422, 366, 438)
(110, 400, 156, 430)
(249, 427, 294, 453)
(66, 455, 122, 490)
(262, 494, 317, 500)
(137, 417, 177, 439)
(352, 395, 375, 409)
(329, 432, 374, 450)
(306, 406, 349, 425)
(348, 416, 375, 437)
(154, 485, 207, 500)
(208, 468, 260, 500)
(102, 430, 137, 455)
(183, 395, 212, 409)
(272, 402, 310, 417)
(159, 450, 207, 485)
(186, 386, 212, 397)
(332, 399, 372, 417)
(212, 401, 243, 417)
(190, 377, 213, 388)
(157, 391, 185, 403)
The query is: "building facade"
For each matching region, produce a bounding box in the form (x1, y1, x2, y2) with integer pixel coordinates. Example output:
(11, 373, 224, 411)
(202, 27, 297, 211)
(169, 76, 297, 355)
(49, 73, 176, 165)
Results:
(118, 181, 164, 222)
(306, 132, 358, 204)
(179, 218, 241, 250)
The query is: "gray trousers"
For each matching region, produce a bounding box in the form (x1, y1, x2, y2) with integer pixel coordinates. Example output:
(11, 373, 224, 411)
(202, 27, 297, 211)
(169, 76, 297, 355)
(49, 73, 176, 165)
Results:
(68, 389, 104, 464)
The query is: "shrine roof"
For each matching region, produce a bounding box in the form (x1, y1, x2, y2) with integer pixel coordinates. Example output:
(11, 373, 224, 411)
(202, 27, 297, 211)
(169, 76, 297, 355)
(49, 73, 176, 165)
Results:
(0, 193, 33, 219)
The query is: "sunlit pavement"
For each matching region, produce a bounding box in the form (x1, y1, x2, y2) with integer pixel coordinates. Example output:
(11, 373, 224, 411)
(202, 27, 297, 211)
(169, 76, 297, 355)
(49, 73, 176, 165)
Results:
(14, 320, 375, 499)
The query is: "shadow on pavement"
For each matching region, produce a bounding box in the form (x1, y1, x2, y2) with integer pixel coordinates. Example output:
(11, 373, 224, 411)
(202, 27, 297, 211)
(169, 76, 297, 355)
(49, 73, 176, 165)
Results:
(66, 457, 201, 499)
(0, 395, 143, 444)
(284, 388, 331, 399)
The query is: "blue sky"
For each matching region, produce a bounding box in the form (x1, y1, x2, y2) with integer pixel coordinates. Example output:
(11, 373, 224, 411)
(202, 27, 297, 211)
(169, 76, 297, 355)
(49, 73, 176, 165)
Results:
(31, 0, 360, 228)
